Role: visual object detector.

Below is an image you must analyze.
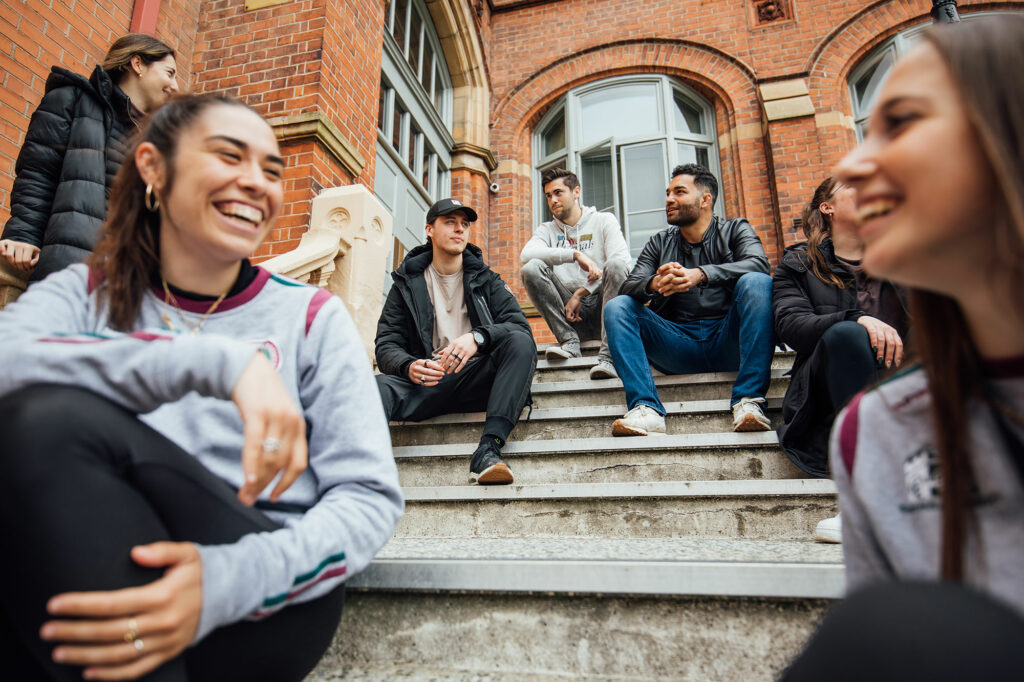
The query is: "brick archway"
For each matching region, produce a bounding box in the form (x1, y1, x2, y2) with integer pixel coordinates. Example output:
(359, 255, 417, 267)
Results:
(486, 39, 777, 296)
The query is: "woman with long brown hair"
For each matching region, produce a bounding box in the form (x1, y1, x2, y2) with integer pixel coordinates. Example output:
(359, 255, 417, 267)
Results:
(0, 93, 401, 681)
(0, 33, 178, 280)
(784, 14, 1024, 681)
(772, 176, 908, 540)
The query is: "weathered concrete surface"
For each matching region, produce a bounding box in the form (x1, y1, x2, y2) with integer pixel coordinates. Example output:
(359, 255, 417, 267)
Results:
(310, 593, 829, 681)
(530, 377, 790, 409)
(395, 446, 805, 487)
(395, 494, 837, 540)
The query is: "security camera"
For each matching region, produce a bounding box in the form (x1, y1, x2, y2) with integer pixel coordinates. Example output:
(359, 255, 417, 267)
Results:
(488, 182, 500, 194)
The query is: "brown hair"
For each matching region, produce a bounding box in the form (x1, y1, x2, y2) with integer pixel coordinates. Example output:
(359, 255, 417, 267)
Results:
(101, 33, 175, 81)
(911, 15, 1024, 580)
(800, 177, 847, 288)
(541, 167, 579, 191)
(86, 94, 257, 330)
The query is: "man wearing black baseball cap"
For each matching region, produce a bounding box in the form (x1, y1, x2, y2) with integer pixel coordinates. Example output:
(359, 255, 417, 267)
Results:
(375, 198, 536, 484)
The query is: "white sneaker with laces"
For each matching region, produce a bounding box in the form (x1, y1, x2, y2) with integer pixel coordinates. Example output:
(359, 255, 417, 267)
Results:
(612, 405, 666, 437)
(814, 513, 842, 543)
(545, 340, 581, 361)
(732, 396, 771, 432)
(589, 358, 618, 380)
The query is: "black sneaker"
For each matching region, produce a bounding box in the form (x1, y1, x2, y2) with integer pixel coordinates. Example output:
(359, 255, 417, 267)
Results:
(469, 441, 514, 485)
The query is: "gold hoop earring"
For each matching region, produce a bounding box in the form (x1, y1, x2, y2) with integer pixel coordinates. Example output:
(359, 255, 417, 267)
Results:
(145, 184, 160, 212)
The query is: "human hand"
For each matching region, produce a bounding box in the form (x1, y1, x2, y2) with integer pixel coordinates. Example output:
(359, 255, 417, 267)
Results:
(857, 316, 904, 368)
(573, 251, 602, 283)
(564, 289, 586, 322)
(438, 333, 479, 374)
(408, 357, 445, 386)
(652, 263, 703, 295)
(0, 239, 40, 271)
(40, 542, 202, 680)
(232, 352, 307, 505)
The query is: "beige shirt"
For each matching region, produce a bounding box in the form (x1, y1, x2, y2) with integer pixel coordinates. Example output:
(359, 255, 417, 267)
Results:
(424, 263, 471, 354)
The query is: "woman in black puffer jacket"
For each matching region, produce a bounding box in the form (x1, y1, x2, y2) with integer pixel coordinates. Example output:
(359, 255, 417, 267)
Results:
(773, 177, 910, 481)
(0, 33, 177, 281)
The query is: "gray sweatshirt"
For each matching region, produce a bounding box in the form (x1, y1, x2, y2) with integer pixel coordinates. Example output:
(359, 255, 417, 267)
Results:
(520, 206, 631, 294)
(830, 364, 1024, 616)
(0, 265, 404, 642)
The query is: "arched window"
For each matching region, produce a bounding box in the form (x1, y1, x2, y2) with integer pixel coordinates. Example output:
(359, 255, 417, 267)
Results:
(533, 76, 721, 258)
(848, 10, 1021, 140)
(377, 0, 455, 269)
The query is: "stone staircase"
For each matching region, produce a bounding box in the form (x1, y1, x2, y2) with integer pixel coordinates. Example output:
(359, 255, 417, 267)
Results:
(309, 342, 842, 681)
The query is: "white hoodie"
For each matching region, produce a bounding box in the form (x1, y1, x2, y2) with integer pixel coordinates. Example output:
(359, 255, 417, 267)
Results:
(520, 206, 632, 294)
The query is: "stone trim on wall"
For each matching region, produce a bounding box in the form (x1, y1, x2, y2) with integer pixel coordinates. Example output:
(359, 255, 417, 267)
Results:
(245, 0, 291, 9)
(268, 112, 367, 180)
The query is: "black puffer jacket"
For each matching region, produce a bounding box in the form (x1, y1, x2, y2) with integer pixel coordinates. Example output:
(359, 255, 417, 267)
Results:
(375, 242, 535, 378)
(619, 216, 769, 322)
(772, 239, 909, 476)
(2, 65, 138, 282)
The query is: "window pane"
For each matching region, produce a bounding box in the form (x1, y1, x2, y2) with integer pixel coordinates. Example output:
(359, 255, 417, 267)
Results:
(625, 211, 666, 258)
(408, 8, 422, 75)
(543, 113, 566, 157)
(676, 143, 710, 169)
(853, 50, 895, 115)
(392, 0, 407, 52)
(673, 93, 704, 135)
(377, 80, 389, 134)
(579, 82, 661, 147)
(421, 40, 434, 98)
(384, 0, 391, 29)
(392, 101, 405, 151)
(580, 145, 614, 212)
(433, 64, 443, 111)
(422, 151, 432, 192)
(622, 142, 666, 212)
(409, 126, 421, 170)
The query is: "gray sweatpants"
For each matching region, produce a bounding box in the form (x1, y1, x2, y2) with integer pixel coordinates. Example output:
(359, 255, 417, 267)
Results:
(521, 258, 629, 361)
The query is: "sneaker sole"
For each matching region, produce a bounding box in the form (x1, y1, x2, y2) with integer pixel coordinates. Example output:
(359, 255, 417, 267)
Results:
(545, 348, 580, 361)
(589, 368, 617, 380)
(471, 462, 514, 485)
(814, 529, 842, 543)
(733, 413, 772, 432)
(611, 420, 666, 437)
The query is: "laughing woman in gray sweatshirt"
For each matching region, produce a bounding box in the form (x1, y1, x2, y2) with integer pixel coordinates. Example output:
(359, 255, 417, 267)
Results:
(0, 94, 402, 681)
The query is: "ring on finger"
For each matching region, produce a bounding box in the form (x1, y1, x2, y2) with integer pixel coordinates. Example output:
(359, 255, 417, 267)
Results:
(134, 638, 145, 653)
(123, 618, 139, 642)
(262, 437, 282, 453)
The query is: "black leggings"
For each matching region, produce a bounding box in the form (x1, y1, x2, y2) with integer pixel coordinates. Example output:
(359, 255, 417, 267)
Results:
(0, 385, 344, 682)
(782, 581, 1024, 681)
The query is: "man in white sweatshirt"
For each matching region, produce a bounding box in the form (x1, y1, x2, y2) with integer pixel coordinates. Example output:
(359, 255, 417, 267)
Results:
(521, 168, 631, 379)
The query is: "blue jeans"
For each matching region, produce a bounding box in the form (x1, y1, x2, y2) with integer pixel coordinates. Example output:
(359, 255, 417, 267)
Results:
(604, 272, 773, 413)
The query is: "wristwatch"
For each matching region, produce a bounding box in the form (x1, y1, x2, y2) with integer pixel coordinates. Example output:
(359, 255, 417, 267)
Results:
(472, 329, 486, 348)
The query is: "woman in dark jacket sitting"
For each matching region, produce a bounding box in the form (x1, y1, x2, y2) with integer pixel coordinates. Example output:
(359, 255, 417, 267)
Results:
(0, 33, 178, 281)
(773, 177, 909, 540)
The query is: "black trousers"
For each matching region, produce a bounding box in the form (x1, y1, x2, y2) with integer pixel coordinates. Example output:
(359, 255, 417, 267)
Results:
(376, 329, 536, 442)
(0, 385, 344, 682)
(812, 320, 878, 412)
(782, 581, 1024, 681)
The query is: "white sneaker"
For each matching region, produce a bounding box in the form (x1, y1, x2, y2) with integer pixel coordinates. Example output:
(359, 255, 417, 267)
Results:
(814, 513, 842, 543)
(545, 340, 581, 361)
(732, 397, 771, 432)
(612, 405, 666, 437)
(589, 358, 618, 380)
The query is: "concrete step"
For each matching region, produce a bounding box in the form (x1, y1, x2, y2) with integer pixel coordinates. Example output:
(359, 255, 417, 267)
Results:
(392, 430, 804, 486)
(310, 537, 838, 680)
(529, 368, 790, 408)
(394, 479, 837, 541)
(391, 397, 783, 446)
(536, 338, 603, 358)
(534, 352, 794, 382)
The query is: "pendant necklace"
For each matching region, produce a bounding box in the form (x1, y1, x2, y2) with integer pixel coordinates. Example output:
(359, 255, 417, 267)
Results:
(161, 278, 229, 335)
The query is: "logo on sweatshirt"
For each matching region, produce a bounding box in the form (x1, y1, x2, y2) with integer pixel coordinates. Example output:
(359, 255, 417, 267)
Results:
(249, 339, 282, 370)
(900, 447, 941, 510)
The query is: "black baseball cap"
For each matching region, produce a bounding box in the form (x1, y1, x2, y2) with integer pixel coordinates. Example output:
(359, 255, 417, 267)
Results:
(426, 198, 478, 224)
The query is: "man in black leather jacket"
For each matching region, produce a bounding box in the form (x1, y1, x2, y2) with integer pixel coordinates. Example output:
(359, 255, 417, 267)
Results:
(375, 199, 536, 484)
(604, 164, 774, 436)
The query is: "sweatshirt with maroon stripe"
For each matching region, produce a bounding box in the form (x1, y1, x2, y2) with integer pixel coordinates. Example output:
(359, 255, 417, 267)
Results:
(0, 264, 403, 642)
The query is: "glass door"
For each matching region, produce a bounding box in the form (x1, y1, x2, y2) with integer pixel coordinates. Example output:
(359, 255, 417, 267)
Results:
(619, 140, 668, 258)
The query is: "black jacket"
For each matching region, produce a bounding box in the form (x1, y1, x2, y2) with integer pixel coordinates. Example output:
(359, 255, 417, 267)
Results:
(375, 242, 534, 378)
(772, 239, 909, 476)
(2, 66, 138, 282)
(620, 216, 770, 322)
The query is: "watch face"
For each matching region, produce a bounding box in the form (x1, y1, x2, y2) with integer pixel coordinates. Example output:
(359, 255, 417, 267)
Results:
(474, 331, 485, 344)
